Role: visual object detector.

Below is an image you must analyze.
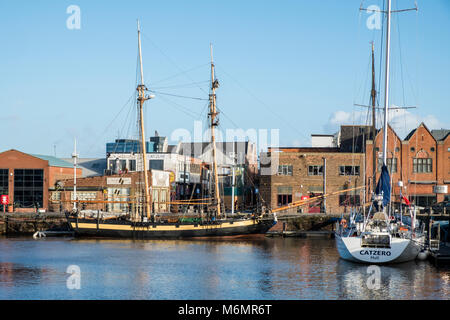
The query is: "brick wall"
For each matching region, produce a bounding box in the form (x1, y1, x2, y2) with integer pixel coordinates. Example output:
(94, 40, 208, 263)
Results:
(260, 150, 364, 213)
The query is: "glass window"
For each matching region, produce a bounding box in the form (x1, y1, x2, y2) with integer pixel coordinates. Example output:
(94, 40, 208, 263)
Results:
(0, 169, 8, 196)
(413, 158, 432, 173)
(129, 159, 136, 171)
(108, 160, 116, 172)
(339, 195, 361, 206)
(414, 196, 436, 207)
(107, 188, 130, 212)
(339, 166, 360, 176)
(150, 160, 164, 171)
(13, 169, 44, 208)
(378, 158, 397, 173)
(308, 165, 323, 176)
(277, 165, 293, 176)
(119, 160, 127, 171)
(277, 194, 292, 206)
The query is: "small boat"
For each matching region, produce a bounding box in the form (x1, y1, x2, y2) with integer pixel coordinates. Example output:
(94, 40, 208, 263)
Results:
(66, 21, 276, 239)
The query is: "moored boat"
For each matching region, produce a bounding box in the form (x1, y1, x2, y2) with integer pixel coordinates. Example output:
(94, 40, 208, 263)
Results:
(66, 21, 276, 239)
(334, 0, 423, 264)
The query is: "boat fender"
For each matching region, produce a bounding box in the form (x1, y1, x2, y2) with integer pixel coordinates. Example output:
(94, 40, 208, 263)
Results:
(416, 250, 429, 261)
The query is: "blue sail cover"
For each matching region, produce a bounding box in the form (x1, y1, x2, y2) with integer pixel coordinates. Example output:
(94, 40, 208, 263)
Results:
(374, 164, 391, 211)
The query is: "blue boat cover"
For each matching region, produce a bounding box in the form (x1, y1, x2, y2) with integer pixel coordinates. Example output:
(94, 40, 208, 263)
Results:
(374, 164, 391, 211)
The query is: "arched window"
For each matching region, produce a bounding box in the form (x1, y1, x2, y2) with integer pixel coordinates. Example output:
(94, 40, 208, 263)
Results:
(413, 150, 432, 173)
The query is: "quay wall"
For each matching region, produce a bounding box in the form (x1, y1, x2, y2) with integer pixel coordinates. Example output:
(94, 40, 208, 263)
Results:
(0, 212, 350, 235)
(0, 212, 69, 235)
(271, 213, 350, 232)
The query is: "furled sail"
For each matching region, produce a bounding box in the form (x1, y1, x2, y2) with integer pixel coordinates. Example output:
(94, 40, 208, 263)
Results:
(374, 164, 391, 211)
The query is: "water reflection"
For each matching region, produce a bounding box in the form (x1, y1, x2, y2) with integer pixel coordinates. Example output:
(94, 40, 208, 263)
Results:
(0, 262, 61, 289)
(335, 257, 448, 300)
(0, 236, 449, 299)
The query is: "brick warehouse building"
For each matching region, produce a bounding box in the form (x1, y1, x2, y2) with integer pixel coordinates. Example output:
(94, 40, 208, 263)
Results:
(366, 123, 450, 207)
(51, 170, 170, 215)
(0, 149, 81, 212)
(259, 147, 365, 213)
(260, 123, 449, 214)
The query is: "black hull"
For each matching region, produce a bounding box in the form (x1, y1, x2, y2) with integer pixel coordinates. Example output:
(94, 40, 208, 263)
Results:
(67, 217, 276, 239)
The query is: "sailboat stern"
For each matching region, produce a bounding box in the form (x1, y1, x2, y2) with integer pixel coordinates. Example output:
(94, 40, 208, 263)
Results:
(335, 234, 420, 264)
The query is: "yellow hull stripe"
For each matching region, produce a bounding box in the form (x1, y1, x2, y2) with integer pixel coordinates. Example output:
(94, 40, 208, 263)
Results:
(71, 219, 257, 232)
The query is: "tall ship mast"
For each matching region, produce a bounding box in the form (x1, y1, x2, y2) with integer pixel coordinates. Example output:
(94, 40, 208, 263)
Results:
(65, 22, 276, 238)
(209, 44, 222, 218)
(137, 20, 153, 221)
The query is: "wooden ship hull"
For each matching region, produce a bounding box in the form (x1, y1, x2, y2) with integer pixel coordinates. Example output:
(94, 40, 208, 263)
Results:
(67, 216, 276, 239)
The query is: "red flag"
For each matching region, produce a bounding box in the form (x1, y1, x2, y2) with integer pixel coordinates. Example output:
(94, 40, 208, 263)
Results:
(401, 195, 411, 207)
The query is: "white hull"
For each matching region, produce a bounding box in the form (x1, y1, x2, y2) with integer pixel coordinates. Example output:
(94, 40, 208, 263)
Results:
(335, 234, 421, 264)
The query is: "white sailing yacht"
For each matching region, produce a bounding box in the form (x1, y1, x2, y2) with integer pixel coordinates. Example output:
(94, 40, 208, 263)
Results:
(335, 0, 422, 264)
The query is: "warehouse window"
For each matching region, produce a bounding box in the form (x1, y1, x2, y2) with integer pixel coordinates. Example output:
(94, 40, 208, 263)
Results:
(277, 165, 293, 176)
(339, 195, 360, 206)
(308, 165, 323, 176)
(277, 194, 292, 206)
(277, 186, 292, 206)
(339, 166, 360, 176)
(413, 158, 432, 173)
(13, 169, 44, 208)
(377, 158, 397, 173)
(0, 169, 8, 195)
(129, 159, 136, 171)
(119, 160, 127, 172)
(150, 160, 164, 171)
(107, 188, 130, 212)
(50, 191, 61, 201)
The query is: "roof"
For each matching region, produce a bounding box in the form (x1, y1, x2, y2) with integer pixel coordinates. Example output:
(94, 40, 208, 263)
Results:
(179, 141, 249, 157)
(268, 147, 340, 153)
(167, 145, 178, 153)
(431, 129, 450, 141)
(404, 122, 435, 141)
(339, 125, 375, 153)
(404, 128, 417, 141)
(31, 154, 73, 168)
(62, 158, 106, 177)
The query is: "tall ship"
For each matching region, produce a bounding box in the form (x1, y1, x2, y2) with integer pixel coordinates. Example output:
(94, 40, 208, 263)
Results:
(335, 0, 423, 263)
(66, 21, 276, 238)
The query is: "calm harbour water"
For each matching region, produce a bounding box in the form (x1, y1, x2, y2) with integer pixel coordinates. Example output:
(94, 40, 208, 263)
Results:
(0, 236, 448, 300)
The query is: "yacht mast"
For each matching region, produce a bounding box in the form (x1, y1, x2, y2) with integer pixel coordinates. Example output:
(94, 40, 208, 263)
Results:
(382, 0, 392, 166)
(137, 20, 153, 220)
(209, 44, 221, 217)
(371, 42, 377, 192)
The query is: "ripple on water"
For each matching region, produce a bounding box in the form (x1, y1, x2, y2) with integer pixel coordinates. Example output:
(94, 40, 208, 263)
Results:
(0, 237, 449, 299)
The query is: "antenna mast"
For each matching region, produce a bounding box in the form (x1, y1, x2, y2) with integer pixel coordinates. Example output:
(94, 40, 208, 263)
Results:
(209, 44, 221, 217)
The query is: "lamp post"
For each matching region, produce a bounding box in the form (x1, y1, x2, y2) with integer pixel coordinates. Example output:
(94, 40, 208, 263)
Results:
(72, 139, 78, 212)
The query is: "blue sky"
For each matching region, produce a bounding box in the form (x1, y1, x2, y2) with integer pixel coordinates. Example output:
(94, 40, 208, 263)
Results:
(0, 0, 449, 158)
